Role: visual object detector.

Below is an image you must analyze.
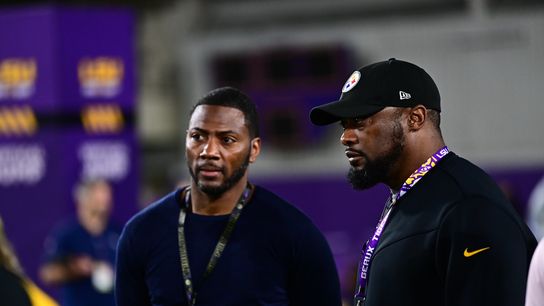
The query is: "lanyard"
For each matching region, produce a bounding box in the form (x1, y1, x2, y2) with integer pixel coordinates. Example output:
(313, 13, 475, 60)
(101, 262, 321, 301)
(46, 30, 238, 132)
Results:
(178, 185, 252, 306)
(354, 146, 449, 305)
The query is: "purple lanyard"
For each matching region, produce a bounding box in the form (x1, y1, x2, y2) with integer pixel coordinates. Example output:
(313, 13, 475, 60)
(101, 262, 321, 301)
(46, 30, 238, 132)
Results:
(354, 146, 449, 304)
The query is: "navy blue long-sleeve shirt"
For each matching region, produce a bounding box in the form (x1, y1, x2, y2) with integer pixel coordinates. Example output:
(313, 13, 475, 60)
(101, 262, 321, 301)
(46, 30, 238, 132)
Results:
(115, 185, 341, 306)
(43, 218, 120, 306)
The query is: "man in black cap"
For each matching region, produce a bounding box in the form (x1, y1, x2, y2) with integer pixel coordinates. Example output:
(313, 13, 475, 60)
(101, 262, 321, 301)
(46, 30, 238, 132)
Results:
(310, 58, 537, 306)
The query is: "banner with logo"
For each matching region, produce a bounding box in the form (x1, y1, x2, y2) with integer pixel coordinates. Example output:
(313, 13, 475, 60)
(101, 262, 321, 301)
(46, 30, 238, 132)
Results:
(0, 6, 137, 285)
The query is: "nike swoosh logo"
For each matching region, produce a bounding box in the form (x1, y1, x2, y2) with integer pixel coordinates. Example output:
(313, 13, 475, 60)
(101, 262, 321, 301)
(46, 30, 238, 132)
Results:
(464, 247, 490, 257)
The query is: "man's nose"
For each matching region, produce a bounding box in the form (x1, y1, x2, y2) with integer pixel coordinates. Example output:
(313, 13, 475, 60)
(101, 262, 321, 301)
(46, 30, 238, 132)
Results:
(341, 128, 357, 146)
(200, 139, 220, 159)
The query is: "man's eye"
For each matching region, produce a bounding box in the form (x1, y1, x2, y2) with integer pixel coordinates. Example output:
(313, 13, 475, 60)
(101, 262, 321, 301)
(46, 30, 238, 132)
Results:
(223, 137, 235, 143)
(340, 118, 365, 129)
(354, 117, 368, 128)
(190, 134, 202, 140)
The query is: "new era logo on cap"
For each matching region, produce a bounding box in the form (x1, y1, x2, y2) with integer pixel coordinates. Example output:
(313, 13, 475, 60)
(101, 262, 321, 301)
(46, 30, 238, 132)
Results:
(399, 91, 411, 100)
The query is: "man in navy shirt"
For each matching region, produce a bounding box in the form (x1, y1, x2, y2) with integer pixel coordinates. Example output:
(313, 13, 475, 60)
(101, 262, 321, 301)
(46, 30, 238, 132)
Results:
(115, 87, 341, 306)
(40, 179, 120, 306)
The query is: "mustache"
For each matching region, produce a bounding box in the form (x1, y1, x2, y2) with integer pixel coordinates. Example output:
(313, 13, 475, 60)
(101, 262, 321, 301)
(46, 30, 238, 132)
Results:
(196, 164, 224, 173)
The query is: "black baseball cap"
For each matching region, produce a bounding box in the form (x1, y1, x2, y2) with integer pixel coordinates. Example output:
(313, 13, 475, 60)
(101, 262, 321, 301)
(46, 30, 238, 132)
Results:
(309, 58, 441, 126)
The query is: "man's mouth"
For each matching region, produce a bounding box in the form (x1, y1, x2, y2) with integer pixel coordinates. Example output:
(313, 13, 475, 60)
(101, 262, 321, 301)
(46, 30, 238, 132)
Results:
(345, 149, 365, 167)
(197, 164, 223, 178)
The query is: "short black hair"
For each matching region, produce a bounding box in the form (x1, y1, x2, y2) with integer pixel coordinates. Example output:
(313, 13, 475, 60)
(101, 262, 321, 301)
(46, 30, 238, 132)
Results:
(190, 87, 260, 138)
(427, 109, 440, 128)
(427, 109, 442, 136)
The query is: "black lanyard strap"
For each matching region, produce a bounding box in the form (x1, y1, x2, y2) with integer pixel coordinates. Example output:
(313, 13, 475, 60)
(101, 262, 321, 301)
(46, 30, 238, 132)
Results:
(178, 185, 252, 305)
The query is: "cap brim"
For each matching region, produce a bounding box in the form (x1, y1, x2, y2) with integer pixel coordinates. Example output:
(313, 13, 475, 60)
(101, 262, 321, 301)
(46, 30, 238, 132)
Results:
(309, 99, 385, 126)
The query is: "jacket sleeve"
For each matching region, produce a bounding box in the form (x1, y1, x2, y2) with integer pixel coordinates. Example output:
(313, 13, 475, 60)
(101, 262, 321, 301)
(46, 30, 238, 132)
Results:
(288, 221, 343, 306)
(115, 224, 152, 306)
(435, 196, 534, 306)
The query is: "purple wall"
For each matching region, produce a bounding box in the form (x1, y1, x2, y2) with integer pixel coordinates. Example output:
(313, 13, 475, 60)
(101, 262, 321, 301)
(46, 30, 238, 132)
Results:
(0, 6, 137, 293)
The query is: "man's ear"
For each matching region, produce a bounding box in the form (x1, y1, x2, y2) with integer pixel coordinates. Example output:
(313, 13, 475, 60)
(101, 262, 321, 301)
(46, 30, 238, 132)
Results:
(249, 137, 261, 163)
(407, 105, 427, 131)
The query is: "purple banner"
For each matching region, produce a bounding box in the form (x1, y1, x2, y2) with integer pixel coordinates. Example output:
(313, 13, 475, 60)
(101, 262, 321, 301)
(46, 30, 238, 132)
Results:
(0, 6, 137, 295)
(0, 7, 57, 111)
(57, 7, 135, 111)
(0, 128, 138, 287)
(0, 6, 135, 113)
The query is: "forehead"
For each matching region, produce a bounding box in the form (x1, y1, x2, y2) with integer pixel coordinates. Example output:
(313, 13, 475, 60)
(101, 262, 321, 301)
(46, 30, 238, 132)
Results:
(189, 105, 247, 132)
(340, 107, 397, 125)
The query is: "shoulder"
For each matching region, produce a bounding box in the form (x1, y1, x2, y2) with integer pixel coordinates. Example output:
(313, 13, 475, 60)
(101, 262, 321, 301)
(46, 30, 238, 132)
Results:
(434, 153, 487, 185)
(46, 218, 83, 241)
(434, 152, 502, 197)
(249, 185, 333, 253)
(425, 152, 513, 212)
(121, 189, 182, 238)
(435, 154, 526, 225)
(405, 153, 532, 237)
(248, 185, 325, 242)
(250, 185, 313, 224)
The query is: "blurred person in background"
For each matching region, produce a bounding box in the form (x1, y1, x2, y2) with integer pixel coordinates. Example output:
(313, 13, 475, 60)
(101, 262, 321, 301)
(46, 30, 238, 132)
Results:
(39, 179, 120, 306)
(310, 58, 537, 306)
(0, 214, 58, 306)
(526, 238, 544, 306)
(116, 87, 341, 306)
(527, 175, 544, 240)
(526, 176, 544, 306)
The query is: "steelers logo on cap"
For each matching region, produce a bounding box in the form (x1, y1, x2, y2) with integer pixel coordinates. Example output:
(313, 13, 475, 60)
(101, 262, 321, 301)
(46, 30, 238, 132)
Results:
(342, 71, 361, 93)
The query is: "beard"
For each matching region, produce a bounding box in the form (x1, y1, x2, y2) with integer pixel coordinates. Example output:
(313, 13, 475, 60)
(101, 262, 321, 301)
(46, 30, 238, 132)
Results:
(188, 153, 250, 199)
(347, 117, 405, 190)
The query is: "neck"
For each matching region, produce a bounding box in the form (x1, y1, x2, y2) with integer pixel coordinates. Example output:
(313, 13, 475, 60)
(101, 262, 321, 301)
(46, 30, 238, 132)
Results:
(78, 214, 107, 236)
(388, 135, 445, 190)
(190, 178, 249, 216)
